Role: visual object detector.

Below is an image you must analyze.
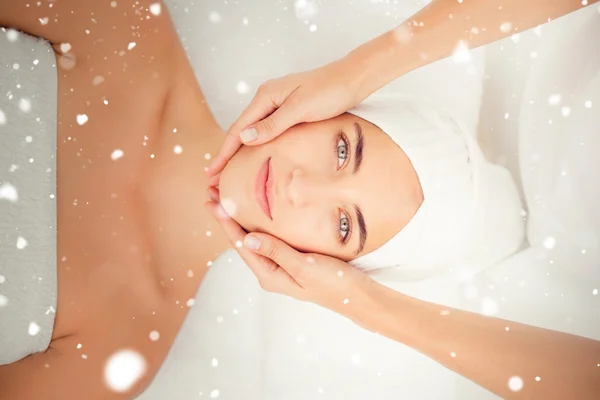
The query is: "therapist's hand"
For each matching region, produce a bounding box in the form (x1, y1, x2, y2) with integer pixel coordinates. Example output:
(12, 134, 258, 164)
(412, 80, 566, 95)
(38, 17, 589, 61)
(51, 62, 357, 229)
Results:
(205, 56, 369, 178)
(205, 189, 379, 320)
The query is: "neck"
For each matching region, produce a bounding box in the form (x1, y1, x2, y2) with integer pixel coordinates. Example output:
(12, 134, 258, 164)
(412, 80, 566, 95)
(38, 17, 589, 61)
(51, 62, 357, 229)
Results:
(140, 69, 231, 300)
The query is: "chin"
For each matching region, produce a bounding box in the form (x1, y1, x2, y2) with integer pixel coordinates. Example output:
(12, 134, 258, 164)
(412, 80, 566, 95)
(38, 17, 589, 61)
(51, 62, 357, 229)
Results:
(218, 156, 254, 232)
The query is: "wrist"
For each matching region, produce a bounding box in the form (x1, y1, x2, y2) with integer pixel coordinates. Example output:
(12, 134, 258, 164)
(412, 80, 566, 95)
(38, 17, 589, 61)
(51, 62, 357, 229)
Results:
(349, 278, 403, 334)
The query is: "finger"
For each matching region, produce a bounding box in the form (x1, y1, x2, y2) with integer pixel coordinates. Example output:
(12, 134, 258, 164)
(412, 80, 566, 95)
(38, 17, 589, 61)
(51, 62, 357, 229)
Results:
(207, 186, 220, 203)
(207, 173, 220, 188)
(242, 232, 307, 282)
(206, 90, 280, 176)
(246, 99, 301, 146)
(205, 132, 242, 177)
(204, 202, 303, 295)
(230, 88, 281, 142)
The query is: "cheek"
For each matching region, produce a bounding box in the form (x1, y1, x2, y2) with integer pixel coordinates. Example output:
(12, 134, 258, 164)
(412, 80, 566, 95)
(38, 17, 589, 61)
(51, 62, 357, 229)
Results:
(270, 212, 343, 257)
(275, 135, 333, 170)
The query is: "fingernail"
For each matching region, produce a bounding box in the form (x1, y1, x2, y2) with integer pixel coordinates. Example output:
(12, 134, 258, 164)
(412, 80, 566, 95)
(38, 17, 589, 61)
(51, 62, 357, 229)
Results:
(240, 128, 258, 143)
(244, 235, 261, 250)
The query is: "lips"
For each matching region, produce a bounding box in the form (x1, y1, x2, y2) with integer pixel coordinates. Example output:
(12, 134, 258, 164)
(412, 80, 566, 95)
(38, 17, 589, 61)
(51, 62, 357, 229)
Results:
(255, 157, 273, 219)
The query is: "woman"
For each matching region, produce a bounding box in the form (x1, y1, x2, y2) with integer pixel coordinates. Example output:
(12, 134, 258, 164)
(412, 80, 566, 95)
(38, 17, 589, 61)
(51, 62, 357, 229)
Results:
(0, 0, 521, 390)
(0, 1, 597, 400)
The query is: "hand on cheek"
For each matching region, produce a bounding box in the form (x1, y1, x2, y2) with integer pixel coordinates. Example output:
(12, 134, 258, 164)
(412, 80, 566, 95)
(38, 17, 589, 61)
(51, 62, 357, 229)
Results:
(205, 194, 379, 320)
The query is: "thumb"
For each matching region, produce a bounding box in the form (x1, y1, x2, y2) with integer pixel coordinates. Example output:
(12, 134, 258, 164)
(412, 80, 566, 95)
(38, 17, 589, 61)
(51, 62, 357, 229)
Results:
(241, 100, 300, 146)
(243, 233, 307, 280)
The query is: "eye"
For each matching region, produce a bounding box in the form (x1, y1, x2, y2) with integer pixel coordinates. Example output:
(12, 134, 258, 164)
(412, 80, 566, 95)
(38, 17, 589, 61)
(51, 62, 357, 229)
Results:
(339, 210, 351, 243)
(336, 136, 349, 169)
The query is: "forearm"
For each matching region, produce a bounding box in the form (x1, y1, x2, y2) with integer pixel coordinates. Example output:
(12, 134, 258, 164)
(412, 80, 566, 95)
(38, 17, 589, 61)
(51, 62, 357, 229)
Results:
(360, 283, 600, 399)
(347, 0, 598, 97)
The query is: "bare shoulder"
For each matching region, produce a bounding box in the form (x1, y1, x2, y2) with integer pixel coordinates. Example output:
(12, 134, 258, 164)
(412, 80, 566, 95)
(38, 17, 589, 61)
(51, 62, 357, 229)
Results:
(1, 0, 177, 62)
(0, 329, 157, 399)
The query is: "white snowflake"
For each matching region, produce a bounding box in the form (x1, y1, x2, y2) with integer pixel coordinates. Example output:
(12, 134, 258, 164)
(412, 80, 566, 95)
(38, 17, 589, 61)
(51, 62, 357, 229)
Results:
(481, 297, 498, 316)
(209, 12, 222, 23)
(542, 236, 556, 250)
(6, 29, 19, 42)
(219, 198, 237, 217)
(350, 353, 361, 365)
(211, 358, 218, 367)
(59, 42, 72, 54)
(210, 389, 220, 398)
(104, 349, 147, 393)
(547, 94, 561, 105)
(309, 24, 318, 32)
(0, 109, 6, 125)
(93, 76, 105, 86)
(0, 295, 8, 307)
(508, 376, 524, 392)
(584, 100, 592, 108)
(28, 322, 40, 336)
(19, 98, 32, 113)
(149, 331, 160, 341)
(0, 182, 18, 202)
(16, 236, 28, 250)
(452, 41, 471, 64)
(294, 0, 318, 20)
(392, 25, 413, 44)
(149, 3, 161, 16)
(128, 42, 136, 50)
(236, 81, 250, 95)
(186, 298, 195, 307)
(500, 22, 513, 33)
(173, 145, 182, 154)
(76, 114, 89, 126)
(111, 149, 124, 160)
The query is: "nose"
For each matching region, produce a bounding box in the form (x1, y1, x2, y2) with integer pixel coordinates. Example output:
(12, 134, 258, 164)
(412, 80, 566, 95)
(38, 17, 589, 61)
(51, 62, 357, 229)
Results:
(286, 167, 349, 208)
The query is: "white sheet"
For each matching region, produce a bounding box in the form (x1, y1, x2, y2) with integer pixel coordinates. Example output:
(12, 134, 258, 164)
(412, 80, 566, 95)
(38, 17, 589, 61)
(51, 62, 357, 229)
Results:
(140, 2, 600, 399)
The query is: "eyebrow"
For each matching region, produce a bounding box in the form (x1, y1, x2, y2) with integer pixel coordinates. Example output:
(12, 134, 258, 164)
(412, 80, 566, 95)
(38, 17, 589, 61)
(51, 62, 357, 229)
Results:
(352, 123, 364, 174)
(351, 123, 367, 255)
(353, 205, 367, 256)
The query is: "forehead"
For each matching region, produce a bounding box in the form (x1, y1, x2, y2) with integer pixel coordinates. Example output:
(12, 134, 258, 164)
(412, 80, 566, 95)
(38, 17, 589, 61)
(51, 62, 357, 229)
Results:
(346, 115, 415, 256)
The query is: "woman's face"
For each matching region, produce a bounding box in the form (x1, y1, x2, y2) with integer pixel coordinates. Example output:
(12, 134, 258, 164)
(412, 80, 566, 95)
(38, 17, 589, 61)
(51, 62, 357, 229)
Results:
(218, 113, 420, 261)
